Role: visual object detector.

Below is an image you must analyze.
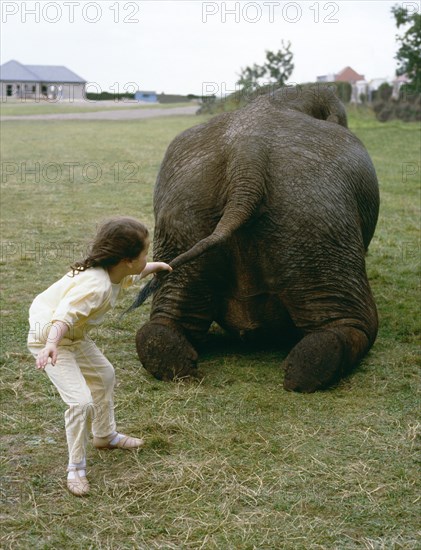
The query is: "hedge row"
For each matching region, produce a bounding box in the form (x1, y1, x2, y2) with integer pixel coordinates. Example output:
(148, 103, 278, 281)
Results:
(373, 90, 421, 122)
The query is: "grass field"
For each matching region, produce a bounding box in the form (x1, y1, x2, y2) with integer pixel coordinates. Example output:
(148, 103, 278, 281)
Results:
(0, 106, 419, 549)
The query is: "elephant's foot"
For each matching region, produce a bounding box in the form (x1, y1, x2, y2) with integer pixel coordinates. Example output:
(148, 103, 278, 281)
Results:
(282, 326, 370, 393)
(136, 320, 198, 381)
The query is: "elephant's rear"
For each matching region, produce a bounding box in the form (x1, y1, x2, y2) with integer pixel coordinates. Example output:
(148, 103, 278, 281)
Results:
(138, 88, 380, 391)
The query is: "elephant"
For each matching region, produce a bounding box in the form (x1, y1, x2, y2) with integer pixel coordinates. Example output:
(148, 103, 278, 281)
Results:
(133, 84, 379, 393)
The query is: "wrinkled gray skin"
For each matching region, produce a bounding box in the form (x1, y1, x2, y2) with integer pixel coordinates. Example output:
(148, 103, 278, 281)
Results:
(135, 85, 379, 393)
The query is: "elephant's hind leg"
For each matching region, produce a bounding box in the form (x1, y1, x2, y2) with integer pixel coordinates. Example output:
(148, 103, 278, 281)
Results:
(282, 325, 374, 393)
(281, 272, 378, 392)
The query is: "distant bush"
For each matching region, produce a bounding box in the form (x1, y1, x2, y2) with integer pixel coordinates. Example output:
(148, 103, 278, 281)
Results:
(375, 83, 393, 102)
(373, 90, 421, 122)
(85, 92, 134, 101)
(157, 94, 198, 104)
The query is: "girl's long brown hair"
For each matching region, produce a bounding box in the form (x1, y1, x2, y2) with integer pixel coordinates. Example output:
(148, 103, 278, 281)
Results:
(71, 217, 149, 275)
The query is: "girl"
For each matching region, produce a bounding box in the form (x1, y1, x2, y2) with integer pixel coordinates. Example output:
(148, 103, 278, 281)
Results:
(27, 217, 172, 496)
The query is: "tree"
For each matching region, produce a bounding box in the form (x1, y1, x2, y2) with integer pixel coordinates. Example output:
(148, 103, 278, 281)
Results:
(237, 63, 266, 90)
(377, 82, 393, 102)
(392, 4, 421, 93)
(237, 41, 294, 91)
(264, 41, 294, 85)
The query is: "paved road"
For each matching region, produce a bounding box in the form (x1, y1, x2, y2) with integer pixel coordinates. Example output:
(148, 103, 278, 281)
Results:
(1, 105, 199, 121)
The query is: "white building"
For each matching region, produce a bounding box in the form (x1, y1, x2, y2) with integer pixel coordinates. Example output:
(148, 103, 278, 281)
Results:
(0, 60, 86, 101)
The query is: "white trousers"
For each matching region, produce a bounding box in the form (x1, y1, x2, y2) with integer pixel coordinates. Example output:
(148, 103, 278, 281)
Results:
(28, 338, 116, 463)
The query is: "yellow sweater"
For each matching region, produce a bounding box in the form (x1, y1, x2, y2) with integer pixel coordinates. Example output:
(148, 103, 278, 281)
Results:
(28, 267, 138, 344)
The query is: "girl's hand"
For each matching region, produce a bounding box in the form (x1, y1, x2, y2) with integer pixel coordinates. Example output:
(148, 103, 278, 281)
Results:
(36, 344, 58, 370)
(141, 262, 173, 278)
(151, 262, 173, 273)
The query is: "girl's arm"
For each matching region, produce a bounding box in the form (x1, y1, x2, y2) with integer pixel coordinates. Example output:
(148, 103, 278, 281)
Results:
(36, 321, 69, 370)
(140, 262, 172, 279)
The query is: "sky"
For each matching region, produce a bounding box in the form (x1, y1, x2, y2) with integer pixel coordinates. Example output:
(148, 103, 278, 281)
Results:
(0, 0, 415, 96)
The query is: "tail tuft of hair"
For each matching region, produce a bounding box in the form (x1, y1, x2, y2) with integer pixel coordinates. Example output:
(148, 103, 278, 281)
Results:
(120, 276, 163, 318)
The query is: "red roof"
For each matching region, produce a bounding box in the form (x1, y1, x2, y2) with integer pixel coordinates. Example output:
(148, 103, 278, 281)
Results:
(335, 66, 365, 83)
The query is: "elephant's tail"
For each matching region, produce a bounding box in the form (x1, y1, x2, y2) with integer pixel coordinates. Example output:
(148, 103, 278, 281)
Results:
(120, 232, 240, 315)
(123, 161, 266, 314)
(122, 236, 223, 316)
(121, 232, 224, 316)
(121, 276, 162, 316)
